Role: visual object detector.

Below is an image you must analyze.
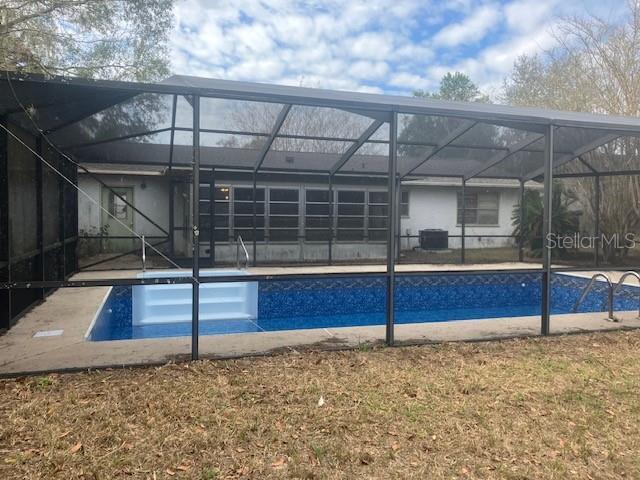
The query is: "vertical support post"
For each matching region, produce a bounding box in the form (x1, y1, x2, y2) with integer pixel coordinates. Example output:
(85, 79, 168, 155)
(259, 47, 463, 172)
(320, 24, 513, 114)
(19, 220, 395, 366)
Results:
(594, 175, 600, 267)
(59, 155, 66, 278)
(168, 179, 175, 259)
(328, 174, 333, 265)
(541, 124, 554, 336)
(168, 94, 177, 174)
(252, 172, 257, 267)
(71, 159, 79, 274)
(395, 178, 401, 262)
(386, 112, 398, 346)
(191, 94, 200, 360)
(210, 168, 215, 268)
(518, 179, 525, 262)
(35, 137, 44, 298)
(461, 178, 466, 264)
(168, 94, 177, 262)
(0, 116, 10, 329)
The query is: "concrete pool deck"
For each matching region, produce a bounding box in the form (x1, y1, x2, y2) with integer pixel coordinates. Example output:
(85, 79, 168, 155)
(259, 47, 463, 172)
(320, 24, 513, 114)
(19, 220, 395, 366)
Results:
(1, 263, 639, 376)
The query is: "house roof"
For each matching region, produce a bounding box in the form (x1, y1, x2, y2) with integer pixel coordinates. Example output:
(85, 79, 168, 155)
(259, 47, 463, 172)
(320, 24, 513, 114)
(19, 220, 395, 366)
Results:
(70, 141, 521, 179)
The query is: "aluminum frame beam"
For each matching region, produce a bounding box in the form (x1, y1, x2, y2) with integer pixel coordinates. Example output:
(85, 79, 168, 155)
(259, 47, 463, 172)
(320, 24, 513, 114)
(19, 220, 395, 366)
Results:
(254, 104, 291, 173)
(329, 118, 385, 175)
(74, 123, 574, 154)
(541, 124, 554, 336)
(524, 133, 620, 181)
(191, 94, 200, 360)
(42, 92, 137, 134)
(463, 133, 544, 181)
(577, 155, 598, 173)
(400, 121, 477, 178)
(62, 127, 172, 150)
(386, 111, 398, 346)
(168, 94, 178, 173)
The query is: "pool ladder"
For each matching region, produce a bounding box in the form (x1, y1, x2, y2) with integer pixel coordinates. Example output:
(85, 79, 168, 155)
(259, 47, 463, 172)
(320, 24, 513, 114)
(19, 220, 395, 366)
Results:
(236, 235, 249, 270)
(573, 271, 640, 320)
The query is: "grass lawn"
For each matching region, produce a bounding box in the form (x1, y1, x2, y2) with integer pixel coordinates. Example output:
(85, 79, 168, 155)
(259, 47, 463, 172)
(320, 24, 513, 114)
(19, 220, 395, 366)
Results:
(2, 332, 640, 479)
(400, 247, 522, 264)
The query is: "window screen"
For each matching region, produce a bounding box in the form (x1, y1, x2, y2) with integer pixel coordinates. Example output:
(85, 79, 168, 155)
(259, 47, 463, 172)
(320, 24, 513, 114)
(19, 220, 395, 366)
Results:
(305, 189, 331, 241)
(233, 187, 265, 241)
(456, 190, 499, 225)
(269, 188, 299, 241)
(214, 186, 230, 242)
(337, 190, 365, 241)
(368, 191, 388, 241)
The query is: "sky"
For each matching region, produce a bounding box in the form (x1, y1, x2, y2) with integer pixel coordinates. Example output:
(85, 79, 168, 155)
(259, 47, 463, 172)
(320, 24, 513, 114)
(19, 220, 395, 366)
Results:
(170, 0, 620, 98)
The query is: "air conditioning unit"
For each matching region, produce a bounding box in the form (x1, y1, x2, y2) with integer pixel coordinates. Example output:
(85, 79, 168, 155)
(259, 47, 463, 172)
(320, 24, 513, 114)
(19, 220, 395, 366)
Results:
(419, 229, 448, 250)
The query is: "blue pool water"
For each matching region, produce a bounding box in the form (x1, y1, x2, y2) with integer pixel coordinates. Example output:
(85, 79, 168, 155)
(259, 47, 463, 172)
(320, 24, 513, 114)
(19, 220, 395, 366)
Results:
(88, 272, 640, 341)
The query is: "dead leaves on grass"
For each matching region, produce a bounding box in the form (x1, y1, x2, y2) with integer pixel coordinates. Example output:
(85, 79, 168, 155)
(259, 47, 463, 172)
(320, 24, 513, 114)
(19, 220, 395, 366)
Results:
(2, 331, 640, 478)
(68, 442, 82, 454)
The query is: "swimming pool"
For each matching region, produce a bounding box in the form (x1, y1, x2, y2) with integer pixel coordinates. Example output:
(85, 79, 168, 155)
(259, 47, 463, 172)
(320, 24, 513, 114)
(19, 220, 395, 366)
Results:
(87, 271, 640, 341)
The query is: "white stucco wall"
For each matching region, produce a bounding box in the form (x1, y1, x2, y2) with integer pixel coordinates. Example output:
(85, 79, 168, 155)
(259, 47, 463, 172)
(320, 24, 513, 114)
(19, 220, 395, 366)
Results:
(78, 174, 521, 262)
(78, 174, 170, 237)
(400, 186, 519, 250)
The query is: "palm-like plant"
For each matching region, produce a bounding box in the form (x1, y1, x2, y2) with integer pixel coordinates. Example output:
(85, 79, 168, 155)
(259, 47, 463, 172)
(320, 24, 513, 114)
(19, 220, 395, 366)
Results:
(512, 182, 580, 257)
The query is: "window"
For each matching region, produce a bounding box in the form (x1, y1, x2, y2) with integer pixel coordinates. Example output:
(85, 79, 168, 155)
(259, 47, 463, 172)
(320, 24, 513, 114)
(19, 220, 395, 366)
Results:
(337, 190, 365, 240)
(214, 186, 230, 242)
(233, 187, 265, 241)
(456, 190, 499, 225)
(108, 191, 128, 220)
(269, 188, 299, 241)
(305, 189, 331, 241)
(198, 184, 210, 239)
(198, 185, 231, 242)
(367, 191, 388, 241)
(400, 190, 409, 217)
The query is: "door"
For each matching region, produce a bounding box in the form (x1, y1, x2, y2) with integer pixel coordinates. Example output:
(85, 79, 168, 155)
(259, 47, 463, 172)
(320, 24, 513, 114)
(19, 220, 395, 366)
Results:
(101, 187, 135, 253)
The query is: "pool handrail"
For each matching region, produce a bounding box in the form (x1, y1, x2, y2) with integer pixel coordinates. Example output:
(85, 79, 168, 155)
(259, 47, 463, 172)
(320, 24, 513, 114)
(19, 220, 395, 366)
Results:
(236, 235, 249, 270)
(141, 235, 146, 272)
(612, 271, 640, 318)
(573, 272, 614, 320)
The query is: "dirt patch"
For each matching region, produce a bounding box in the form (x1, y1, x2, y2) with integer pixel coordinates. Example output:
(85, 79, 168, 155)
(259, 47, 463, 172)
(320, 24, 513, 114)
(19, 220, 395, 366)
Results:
(2, 331, 640, 479)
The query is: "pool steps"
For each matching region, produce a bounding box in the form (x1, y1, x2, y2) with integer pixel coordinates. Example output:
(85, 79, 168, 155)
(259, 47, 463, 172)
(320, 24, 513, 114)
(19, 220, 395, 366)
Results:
(132, 270, 258, 325)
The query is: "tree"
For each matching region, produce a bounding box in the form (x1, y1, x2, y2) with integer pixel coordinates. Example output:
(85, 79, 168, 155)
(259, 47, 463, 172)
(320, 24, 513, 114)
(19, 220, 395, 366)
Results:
(414, 72, 488, 102)
(502, 1, 640, 262)
(0, 0, 174, 81)
(224, 103, 374, 156)
(399, 72, 496, 161)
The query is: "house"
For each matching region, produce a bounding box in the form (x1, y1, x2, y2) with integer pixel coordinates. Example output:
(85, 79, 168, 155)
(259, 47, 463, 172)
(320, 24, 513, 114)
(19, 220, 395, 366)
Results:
(77, 151, 528, 265)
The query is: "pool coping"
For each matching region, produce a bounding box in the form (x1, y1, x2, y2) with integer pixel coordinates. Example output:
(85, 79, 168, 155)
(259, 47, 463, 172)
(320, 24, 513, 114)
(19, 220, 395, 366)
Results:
(84, 286, 112, 340)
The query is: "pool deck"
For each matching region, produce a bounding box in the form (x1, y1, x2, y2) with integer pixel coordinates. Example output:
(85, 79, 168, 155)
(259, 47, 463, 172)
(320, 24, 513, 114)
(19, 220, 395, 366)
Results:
(1, 263, 639, 376)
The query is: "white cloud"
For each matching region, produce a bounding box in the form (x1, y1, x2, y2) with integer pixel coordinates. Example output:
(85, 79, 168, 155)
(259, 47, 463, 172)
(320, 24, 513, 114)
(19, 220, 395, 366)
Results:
(349, 60, 390, 80)
(168, 0, 617, 97)
(504, 0, 559, 33)
(347, 32, 395, 61)
(388, 72, 431, 90)
(429, 14, 559, 95)
(433, 4, 501, 47)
